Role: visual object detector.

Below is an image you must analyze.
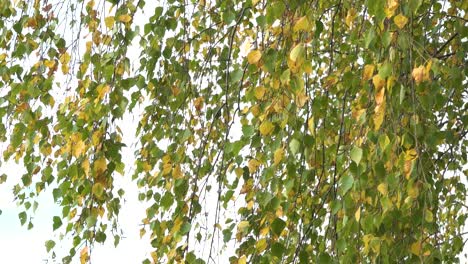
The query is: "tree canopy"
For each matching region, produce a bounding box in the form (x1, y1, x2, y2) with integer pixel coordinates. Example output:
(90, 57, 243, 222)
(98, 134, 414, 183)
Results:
(0, 0, 467, 263)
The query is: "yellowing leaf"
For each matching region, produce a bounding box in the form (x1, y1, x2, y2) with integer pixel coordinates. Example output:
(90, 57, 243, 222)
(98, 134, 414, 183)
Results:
(105, 16, 115, 28)
(404, 160, 413, 179)
(248, 159, 261, 173)
(372, 74, 386, 89)
(94, 157, 107, 174)
(256, 238, 268, 252)
(352, 108, 366, 121)
(408, 184, 419, 198)
(307, 117, 315, 135)
(254, 86, 267, 100)
(80, 246, 89, 264)
(410, 241, 421, 256)
(237, 221, 250, 232)
(355, 207, 361, 222)
(238, 255, 247, 264)
(412, 65, 430, 84)
(96, 84, 110, 99)
(405, 149, 418, 161)
(247, 50, 262, 64)
(425, 209, 433, 222)
(72, 140, 86, 158)
(274, 148, 284, 165)
(118, 14, 132, 23)
(240, 38, 252, 57)
(377, 183, 388, 196)
(290, 43, 304, 62)
(259, 121, 274, 136)
(394, 13, 408, 29)
(375, 87, 385, 105)
(173, 164, 183, 179)
(385, 0, 399, 18)
(44, 60, 56, 69)
(82, 159, 90, 177)
(363, 64, 375, 81)
(346, 8, 357, 28)
(295, 92, 309, 108)
(293, 16, 310, 32)
(373, 100, 386, 130)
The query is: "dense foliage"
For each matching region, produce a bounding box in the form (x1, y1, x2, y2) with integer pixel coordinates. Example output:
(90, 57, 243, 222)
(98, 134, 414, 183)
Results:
(0, 0, 467, 263)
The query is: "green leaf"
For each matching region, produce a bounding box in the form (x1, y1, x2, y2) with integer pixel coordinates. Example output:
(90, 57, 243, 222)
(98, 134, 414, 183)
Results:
(350, 146, 363, 164)
(45, 240, 56, 252)
(271, 218, 286, 236)
(53, 216, 62, 231)
(409, 0, 422, 14)
(339, 174, 354, 195)
(399, 85, 405, 104)
(289, 139, 301, 155)
(271, 242, 286, 258)
(378, 62, 392, 79)
(318, 253, 333, 264)
(18, 211, 27, 226)
(366, 0, 385, 22)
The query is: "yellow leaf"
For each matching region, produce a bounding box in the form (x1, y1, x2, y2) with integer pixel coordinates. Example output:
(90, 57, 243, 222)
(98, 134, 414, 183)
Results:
(82, 159, 90, 177)
(80, 246, 89, 264)
(355, 208, 361, 222)
(404, 160, 413, 179)
(248, 159, 260, 173)
(293, 16, 310, 32)
(405, 149, 418, 161)
(307, 117, 315, 135)
(247, 50, 262, 64)
(410, 241, 421, 256)
(94, 157, 107, 174)
(60, 52, 71, 64)
(425, 208, 433, 222)
(44, 60, 56, 69)
(72, 140, 86, 158)
(377, 183, 388, 196)
(259, 121, 274, 136)
(408, 184, 419, 198)
(96, 84, 110, 99)
(345, 8, 357, 28)
(373, 100, 386, 130)
(254, 86, 267, 100)
(140, 228, 146, 238)
(372, 74, 386, 89)
(394, 13, 408, 29)
(289, 43, 304, 62)
(105, 16, 115, 28)
(363, 64, 375, 81)
(385, 0, 399, 18)
(259, 226, 269, 236)
(412, 65, 430, 84)
(173, 164, 183, 179)
(237, 221, 250, 232)
(295, 92, 309, 108)
(238, 255, 247, 264)
(256, 238, 268, 252)
(274, 148, 284, 165)
(375, 87, 385, 105)
(352, 108, 366, 121)
(61, 64, 70, 74)
(118, 14, 132, 23)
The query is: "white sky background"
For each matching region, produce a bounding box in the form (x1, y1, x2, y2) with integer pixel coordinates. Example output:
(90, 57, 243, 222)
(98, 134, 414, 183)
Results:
(0, 1, 467, 263)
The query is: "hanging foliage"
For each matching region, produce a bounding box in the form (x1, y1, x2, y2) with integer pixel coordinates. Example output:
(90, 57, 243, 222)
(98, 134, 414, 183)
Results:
(0, 0, 467, 263)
